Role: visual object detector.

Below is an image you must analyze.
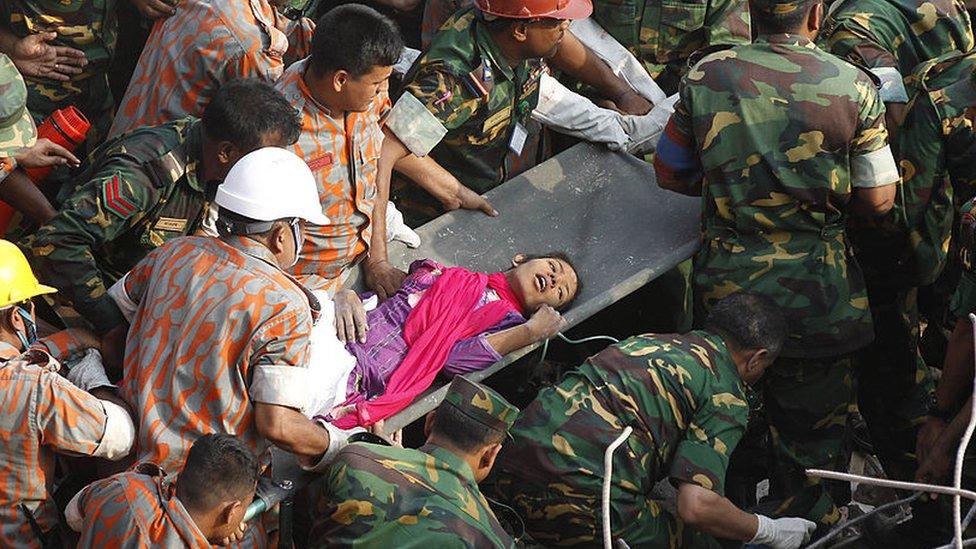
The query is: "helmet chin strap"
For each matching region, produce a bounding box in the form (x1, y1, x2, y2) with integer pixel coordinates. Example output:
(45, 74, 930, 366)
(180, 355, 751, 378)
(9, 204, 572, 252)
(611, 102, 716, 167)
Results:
(288, 218, 303, 269)
(12, 306, 37, 350)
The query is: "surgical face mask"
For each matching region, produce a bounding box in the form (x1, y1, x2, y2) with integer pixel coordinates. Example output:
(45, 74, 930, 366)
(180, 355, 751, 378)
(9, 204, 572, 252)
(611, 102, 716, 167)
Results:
(15, 306, 37, 349)
(289, 218, 304, 268)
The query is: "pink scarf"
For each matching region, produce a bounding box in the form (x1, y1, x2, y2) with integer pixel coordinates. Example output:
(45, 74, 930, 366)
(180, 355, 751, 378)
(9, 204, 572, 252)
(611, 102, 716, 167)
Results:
(332, 268, 522, 429)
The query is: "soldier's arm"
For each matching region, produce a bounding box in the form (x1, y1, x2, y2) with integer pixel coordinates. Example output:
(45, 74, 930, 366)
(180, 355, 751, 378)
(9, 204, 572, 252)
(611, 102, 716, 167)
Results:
(548, 32, 652, 115)
(654, 87, 704, 195)
(705, 0, 752, 47)
(36, 367, 135, 461)
(23, 170, 156, 334)
(391, 65, 495, 211)
(0, 167, 56, 225)
(850, 74, 900, 216)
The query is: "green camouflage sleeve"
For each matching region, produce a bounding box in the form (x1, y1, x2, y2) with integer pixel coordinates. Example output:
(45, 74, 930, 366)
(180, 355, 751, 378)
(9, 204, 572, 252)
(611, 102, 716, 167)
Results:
(668, 386, 748, 495)
(850, 73, 897, 188)
(24, 168, 158, 333)
(706, 0, 751, 48)
(404, 62, 477, 131)
(824, 26, 900, 71)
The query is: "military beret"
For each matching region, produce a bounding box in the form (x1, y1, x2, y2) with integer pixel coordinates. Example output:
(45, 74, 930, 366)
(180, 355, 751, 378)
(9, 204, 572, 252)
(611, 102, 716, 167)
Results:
(441, 376, 519, 433)
(749, 0, 808, 16)
(0, 54, 37, 157)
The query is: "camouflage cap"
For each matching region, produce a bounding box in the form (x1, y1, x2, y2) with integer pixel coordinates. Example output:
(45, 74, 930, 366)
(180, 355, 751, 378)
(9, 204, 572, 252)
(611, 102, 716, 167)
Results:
(441, 376, 519, 434)
(749, 0, 808, 15)
(0, 54, 36, 157)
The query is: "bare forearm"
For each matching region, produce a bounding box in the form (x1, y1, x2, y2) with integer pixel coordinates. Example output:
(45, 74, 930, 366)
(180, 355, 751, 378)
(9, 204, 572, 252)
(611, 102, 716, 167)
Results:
(0, 26, 18, 55)
(0, 169, 57, 225)
(394, 155, 461, 208)
(677, 484, 758, 541)
(550, 33, 630, 104)
(255, 404, 330, 458)
(937, 319, 975, 413)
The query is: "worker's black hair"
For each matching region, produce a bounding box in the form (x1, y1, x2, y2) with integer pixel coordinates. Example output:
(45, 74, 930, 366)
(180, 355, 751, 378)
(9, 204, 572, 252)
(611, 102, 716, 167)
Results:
(309, 5, 403, 78)
(176, 434, 259, 514)
(705, 292, 787, 357)
(751, 0, 818, 34)
(519, 251, 583, 311)
(430, 402, 506, 453)
(202, 78, 301, 151)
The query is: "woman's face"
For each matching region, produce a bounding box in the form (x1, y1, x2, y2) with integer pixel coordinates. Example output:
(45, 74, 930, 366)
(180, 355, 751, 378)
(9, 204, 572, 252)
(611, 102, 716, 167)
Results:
(509, 257, 579, 312)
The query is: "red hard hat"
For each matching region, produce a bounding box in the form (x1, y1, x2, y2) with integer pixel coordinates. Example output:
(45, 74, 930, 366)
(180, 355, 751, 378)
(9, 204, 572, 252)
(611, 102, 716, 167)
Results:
(475, 0, 593, 20)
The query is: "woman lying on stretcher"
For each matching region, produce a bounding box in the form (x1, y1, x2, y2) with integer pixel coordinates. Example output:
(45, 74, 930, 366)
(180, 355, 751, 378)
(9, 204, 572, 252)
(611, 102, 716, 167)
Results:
(307, 253, 581, 430)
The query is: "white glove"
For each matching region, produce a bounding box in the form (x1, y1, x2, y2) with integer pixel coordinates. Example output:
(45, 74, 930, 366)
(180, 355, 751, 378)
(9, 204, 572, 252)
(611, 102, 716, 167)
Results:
(618, 93, 679, 155)
(750, 514, 816, 549)
(302, 418, 356, 472)
(65, 349, 114, 392)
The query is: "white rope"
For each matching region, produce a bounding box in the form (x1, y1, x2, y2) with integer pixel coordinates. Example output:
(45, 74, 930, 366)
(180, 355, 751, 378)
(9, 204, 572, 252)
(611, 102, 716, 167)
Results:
(804, 314, 976, 549)
(603, 426, 633, 549)
(952, 314, 976, 548)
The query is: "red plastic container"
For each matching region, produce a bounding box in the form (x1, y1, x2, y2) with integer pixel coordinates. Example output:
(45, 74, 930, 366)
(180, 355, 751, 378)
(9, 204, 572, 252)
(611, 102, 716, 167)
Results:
(0, 106, 90, 236)
(23, 105, 90, 183)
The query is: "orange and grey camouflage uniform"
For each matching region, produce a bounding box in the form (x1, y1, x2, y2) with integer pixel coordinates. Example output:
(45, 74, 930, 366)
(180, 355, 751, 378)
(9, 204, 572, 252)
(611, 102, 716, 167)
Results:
(114, 235, 317, 473)
(275, 59, 389, 294)
(108, 0, 314, 138)
(68, 463, 211, 548)
(0, 333, 116, 548)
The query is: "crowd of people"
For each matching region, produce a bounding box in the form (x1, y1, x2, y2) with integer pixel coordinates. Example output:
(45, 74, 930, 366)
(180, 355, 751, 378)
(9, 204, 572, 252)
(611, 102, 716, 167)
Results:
(0, 0, 974, 546)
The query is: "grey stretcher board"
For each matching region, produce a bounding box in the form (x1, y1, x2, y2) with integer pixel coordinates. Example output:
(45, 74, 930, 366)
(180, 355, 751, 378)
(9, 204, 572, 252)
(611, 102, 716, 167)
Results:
(357, 141, 701, 432)
(270, 141, 701, 509)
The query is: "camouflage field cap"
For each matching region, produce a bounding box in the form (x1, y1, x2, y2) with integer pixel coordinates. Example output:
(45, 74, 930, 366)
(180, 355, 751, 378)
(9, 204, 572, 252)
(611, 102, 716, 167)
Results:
(749, 0, 809, 15)
(442, 376, 519, 434)
(0, 54, 37, 157)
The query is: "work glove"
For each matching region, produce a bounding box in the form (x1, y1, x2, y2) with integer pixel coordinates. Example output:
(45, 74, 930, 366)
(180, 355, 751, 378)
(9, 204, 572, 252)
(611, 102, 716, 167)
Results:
(303, 416, 357, 472)
(750, 514, 816, 549)
(65, 349, 115, 392)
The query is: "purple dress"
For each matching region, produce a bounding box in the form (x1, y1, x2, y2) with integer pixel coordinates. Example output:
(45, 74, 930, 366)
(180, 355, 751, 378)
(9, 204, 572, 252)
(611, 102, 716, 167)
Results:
(345, 259, 525, 400)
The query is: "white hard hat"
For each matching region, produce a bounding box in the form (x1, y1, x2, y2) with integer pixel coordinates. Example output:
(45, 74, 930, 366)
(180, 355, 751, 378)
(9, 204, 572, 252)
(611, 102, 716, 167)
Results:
(215, 147, 331, 226)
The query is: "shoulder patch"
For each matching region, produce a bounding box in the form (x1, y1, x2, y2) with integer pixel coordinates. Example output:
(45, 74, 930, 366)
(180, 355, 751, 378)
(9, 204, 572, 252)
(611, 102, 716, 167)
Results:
(101, 174, 137, 219)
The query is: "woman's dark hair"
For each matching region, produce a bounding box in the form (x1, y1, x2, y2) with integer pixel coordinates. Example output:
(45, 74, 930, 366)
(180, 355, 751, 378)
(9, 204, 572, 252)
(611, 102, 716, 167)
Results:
(519, 251, 583, 311)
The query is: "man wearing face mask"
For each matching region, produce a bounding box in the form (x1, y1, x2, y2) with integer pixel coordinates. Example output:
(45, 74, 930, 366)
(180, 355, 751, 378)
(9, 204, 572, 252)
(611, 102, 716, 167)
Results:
(104, 148, 349, 496)
(0, 239, 135, 548)
(21, 78, 301, 337)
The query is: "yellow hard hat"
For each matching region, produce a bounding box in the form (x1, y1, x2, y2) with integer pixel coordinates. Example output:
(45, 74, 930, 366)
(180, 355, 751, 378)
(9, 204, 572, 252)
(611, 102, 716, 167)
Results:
(0, 239, 56, 308)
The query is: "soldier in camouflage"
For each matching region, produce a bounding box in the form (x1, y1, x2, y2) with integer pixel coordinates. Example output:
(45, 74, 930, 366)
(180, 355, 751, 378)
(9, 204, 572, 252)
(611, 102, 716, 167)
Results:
(588, 0, 751, 95)
(490, 294, 817, 548)
(392, 0, 592, 219)
(304, 376, 519, 548)
(19, 79, 301, 335)
(654, 0, 900, 527)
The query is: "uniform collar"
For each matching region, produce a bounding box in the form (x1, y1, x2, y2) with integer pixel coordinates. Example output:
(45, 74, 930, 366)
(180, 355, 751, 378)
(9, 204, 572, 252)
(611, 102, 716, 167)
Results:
(756, 33, 817, 49)
(474, 19, 517, 82)
(294, 59, 340, 119)
(183, 120, 204, 193)
(147, 467, 211, 544)
(420, 443, 479, 485)
(221, 235, 283, 270)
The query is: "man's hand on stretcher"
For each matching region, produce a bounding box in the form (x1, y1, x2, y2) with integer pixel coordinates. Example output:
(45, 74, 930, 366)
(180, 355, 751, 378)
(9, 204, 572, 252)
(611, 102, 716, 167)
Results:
(334, 289, 369, 343)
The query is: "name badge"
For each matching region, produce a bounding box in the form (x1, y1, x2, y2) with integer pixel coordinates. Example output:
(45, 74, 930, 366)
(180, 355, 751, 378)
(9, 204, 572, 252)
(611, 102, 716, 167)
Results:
(509, 123, 528, 155)
(153, 217, 188, 232)
(307, 153, 334, 172)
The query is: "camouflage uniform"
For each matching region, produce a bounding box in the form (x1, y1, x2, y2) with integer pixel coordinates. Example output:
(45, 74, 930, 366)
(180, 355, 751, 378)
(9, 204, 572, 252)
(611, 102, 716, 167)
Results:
(821, 0, 973, 92)
(588, 0, 751, 95)
(305, 377, 517, 548)
(489, 332, 747, 547)
(654, 28, 899, 524)
(395, 7, 547, 207)
(69, 463, 211, 548)
(0, 53, 37, 197)
(21, 117, 208, 334)
(1, 0, 118, 154)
